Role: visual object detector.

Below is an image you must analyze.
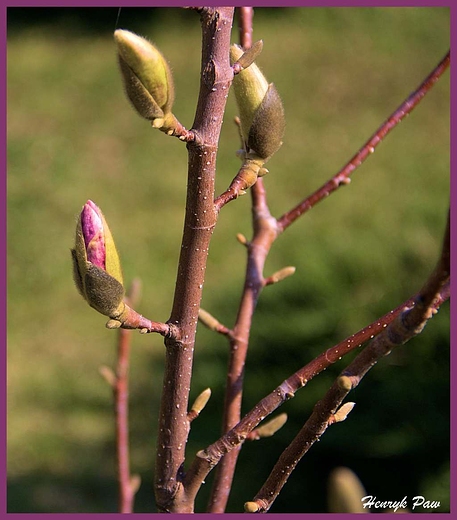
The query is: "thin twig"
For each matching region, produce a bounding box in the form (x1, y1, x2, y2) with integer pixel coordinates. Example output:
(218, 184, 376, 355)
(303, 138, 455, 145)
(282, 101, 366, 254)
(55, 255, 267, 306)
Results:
(108, 304, 173, 336)
(277, 50, 450, 232)
(115, 279, 142, 513)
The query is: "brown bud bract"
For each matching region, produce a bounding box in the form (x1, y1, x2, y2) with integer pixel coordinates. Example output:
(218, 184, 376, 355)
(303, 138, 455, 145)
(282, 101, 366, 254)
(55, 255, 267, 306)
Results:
(247, 83, 285, 160)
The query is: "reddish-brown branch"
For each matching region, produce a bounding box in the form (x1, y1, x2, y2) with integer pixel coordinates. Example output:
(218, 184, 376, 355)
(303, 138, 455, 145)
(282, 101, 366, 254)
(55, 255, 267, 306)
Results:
(114, 279, 142, 513)
(277, 50, 450, 232)
(153, 8, 235, 513)
(207, 178, 277, 512)
(248, 245, 450, 513)
(198, 37, 449, 514)
(115, 326, 135, 513)
(246, 211, 450, 512)
(183, 263, 449, 506)
(204, 15, 451, 515)
(111, 304, 173, 336)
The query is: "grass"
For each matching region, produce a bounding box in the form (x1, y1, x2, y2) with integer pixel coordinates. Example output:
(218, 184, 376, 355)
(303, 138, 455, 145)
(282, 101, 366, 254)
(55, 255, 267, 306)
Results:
(7, 6, 450, 513)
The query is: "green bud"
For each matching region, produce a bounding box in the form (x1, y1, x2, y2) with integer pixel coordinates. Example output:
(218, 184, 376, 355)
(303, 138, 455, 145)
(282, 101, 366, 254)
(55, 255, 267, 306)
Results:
(230, 44, 285, 161)
(71, 200, 126, 320)
(114, 29, 175, 129)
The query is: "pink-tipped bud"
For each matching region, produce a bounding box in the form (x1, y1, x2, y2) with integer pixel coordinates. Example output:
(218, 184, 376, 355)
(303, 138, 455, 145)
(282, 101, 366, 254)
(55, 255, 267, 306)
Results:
(72, 200, 125, 319)
(80, 200, 106, 269)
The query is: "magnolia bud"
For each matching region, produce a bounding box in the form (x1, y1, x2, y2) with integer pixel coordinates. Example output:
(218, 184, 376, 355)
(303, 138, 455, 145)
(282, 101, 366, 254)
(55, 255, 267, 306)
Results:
(71, 200, 126, 320)
(230, 44, 285, 161)
(114, 29, 176, 130)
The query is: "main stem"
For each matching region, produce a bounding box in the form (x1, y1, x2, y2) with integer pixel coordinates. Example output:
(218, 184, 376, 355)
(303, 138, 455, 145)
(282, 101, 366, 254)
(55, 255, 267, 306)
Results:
(154, 7, 235, 513)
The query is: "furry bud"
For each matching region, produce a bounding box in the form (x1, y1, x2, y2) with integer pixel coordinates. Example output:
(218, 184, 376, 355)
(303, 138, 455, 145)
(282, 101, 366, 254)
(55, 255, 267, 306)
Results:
(114, 29, 176, 130)
(72, 200, 126, 319)
(230, 44, 285, 161)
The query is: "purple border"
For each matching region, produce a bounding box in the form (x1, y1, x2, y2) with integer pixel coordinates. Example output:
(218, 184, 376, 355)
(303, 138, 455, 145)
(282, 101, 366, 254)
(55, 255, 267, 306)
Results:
(1, 0, 6, 517)
(450, 3, 456, 517)
(1, 0, 453, 5)
(3, 1, 454, 518)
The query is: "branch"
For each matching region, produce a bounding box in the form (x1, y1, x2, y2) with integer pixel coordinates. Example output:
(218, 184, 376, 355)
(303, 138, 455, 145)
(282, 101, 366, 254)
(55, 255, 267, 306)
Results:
(183, 210, 449, 506)
(105, 304, 173, 337)
(153, 8, 235, 513)
(277, 50, 450, 232)
(204, 20, 451, 515)
(207, 177, 279, 512)
(245, 211, 450, 512)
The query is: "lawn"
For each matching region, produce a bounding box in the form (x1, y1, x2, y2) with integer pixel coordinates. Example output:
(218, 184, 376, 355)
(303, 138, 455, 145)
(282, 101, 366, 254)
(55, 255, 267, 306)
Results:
(7, 7, 450, 513)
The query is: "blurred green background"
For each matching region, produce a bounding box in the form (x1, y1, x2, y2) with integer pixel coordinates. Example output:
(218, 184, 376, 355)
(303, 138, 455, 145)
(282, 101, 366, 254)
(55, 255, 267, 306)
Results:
(7, 7, 450, 513)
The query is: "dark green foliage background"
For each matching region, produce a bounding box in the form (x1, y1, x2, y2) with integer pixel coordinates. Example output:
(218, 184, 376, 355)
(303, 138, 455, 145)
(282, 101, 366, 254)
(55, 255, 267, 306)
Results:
(7, 7, 450, 513)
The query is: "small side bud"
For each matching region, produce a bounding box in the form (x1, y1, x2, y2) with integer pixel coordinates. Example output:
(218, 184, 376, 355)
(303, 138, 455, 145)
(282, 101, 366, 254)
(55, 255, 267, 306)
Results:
(236, 233, 248, 246)
(106, 319, 122, 329)
(190, 388, 212, 415)
(258, 166, 269, 177)
(114, 29, 178, 132)
(337, 375, 353, 391)
(99, 365, 117, 387)
(130, 474, 141, 495)
(253, 413, 287, 439)
(266, 266, 296, 285)
(244, 501, 260, 513)
(331, 402, 355, 424)
(198, 309, 221, 332)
